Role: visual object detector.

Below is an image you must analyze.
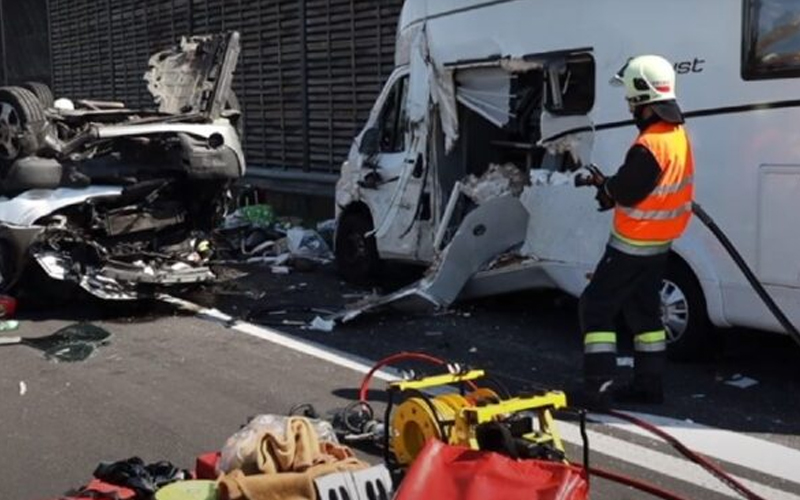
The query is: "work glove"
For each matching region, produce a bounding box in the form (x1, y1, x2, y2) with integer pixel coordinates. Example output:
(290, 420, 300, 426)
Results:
(595, 183, 615, 212)
(574, 164, 607, 188)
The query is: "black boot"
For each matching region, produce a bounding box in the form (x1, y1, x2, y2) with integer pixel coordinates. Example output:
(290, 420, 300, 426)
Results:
(613, 375, 663, 405)
(571, 377, 614, 411)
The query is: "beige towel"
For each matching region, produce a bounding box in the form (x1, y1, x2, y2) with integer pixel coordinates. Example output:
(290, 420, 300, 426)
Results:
(218, 417, 369, 500)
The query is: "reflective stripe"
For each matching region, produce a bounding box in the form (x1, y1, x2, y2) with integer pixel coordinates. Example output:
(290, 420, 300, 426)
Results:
(585, 332, 617, 345)
(635, 341, 667, 353)
(612, 230, 671, 247)
(636, 331, 667, 344)
(585, 343, 618, 354)
(635, 330, 667, 353)
(651, 175, 694, 195)
(585, 332, 617, 354)
(619, 202, 693, 221)
(609, 234, 671, 256)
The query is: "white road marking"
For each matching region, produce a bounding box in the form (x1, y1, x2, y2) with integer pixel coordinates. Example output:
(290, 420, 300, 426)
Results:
(166, 296, 799, 499)
(560, 423, 799, 500)
(591, 412, 800, 488)
(162, 297, 398, 382)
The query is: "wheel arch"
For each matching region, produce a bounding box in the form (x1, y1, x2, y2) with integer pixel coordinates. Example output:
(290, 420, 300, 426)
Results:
(335, 201, 375, 250)
(669, 244, 729, 328)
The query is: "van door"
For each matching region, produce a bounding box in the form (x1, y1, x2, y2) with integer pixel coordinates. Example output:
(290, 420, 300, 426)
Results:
(356, 69, 430, 261)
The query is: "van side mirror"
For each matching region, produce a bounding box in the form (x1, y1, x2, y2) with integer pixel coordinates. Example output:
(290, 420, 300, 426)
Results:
(359, 128, 380, 156)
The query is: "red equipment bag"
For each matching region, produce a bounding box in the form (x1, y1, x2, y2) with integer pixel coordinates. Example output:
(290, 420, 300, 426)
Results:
(58, 478, 137, 500)
(194, 451, 221, 480)
(394, 440, 589, 500)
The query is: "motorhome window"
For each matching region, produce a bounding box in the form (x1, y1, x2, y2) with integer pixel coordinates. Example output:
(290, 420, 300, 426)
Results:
(378, 76, 409, 153)
(743, 0, 800, 79)
(544, 54, 595, 115)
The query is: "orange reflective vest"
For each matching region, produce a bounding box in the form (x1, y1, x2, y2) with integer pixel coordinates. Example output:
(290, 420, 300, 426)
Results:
(613, 122, 694, 250)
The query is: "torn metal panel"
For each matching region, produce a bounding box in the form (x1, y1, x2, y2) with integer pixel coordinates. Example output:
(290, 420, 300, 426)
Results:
(432, 66, 459, 153)
(334, 196, 529, 322)
(520, 170, 605, 266)
(538, 111, 595, 166)
(408, 28, 433, 126)
(423, 195, 529, 305)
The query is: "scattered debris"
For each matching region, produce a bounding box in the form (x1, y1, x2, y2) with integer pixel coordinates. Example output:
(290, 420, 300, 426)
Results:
(469, 347, 478, 353)
(724, 374, 759, 389)
(19, 381, 26, 396)
(0, 323, 111, 363)
(529, 169, 577, 186)
(0, 320, 19, 332)
(461, 163, 528, 204)
(309, 316, 336, 333)
(0, 295, 18, 318)
(270, 266, 291, 275)
(287, 228, 334, 263)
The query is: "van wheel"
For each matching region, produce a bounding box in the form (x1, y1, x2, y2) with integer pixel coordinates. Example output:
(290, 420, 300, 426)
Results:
(335, 210, 381, 285)
(662, 261, 714, 361)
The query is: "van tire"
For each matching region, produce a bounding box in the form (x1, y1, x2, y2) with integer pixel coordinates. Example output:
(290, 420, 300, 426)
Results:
(335, 210, 381, 285)
(663, 260, 714, 361)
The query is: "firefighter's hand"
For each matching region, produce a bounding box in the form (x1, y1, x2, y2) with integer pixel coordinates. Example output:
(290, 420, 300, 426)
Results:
(574, 164, 607, 188)
(595, 184, 615, 212)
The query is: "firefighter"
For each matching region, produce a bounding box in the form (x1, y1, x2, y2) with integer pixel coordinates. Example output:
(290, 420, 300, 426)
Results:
(578, 55, 695, 407)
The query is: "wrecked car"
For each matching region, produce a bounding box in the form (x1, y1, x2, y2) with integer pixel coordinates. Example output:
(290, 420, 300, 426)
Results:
(0, 32, 243, 300)
(334, 0, 800, 357)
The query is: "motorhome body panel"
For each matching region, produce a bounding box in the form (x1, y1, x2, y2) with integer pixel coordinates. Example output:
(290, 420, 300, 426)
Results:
(341, 0, 800, 334)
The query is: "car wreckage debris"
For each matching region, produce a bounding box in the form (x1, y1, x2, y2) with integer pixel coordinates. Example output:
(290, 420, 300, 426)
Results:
(0, 32, 244, 302)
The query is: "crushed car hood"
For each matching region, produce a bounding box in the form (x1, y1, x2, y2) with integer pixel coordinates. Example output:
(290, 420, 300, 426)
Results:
(0, 186, 123, 226)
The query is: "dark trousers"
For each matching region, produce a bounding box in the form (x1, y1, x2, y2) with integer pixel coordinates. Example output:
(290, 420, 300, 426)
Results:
(580, 246, 668, 384)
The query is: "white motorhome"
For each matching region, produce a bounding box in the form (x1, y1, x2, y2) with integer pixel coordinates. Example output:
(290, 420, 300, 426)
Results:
(334, 0, 800, 357)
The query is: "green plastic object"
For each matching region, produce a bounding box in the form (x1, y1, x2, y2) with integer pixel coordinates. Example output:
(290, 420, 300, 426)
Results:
(0, 320, 19, 332)
(155, 480, 218, 500)
(239, 204, 275, 227)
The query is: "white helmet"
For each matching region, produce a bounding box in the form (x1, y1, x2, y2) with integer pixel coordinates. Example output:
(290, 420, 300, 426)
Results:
(611, 55, 676, 106)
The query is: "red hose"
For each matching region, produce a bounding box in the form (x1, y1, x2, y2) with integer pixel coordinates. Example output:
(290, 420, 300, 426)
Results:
(360, 354, 748, 500)
(590, 466, 691, 500)
(358, 351, 478, 403)
(607, 410, 766, 500)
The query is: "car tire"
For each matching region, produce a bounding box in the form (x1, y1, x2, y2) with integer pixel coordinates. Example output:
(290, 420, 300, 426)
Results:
(663, 259, 715, 361)
(21, 82, 55, 108)
(0, 240, 17, 294)
(0, 86, 46, 166)
(335, 210, 381, 285)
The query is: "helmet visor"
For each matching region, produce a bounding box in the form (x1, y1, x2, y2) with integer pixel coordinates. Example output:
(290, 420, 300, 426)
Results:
(609, 58, 631, 87)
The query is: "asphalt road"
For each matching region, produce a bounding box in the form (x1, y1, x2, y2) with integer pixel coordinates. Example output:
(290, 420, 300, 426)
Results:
(1, 264, 799, 499)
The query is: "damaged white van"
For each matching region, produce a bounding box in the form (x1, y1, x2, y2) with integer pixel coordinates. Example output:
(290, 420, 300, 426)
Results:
(334, 0, 800, 358)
